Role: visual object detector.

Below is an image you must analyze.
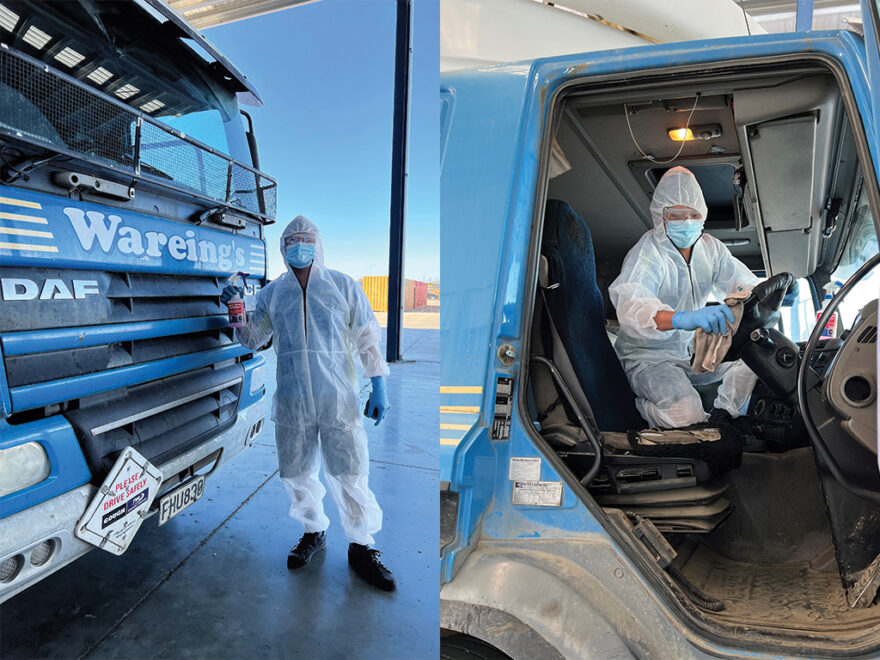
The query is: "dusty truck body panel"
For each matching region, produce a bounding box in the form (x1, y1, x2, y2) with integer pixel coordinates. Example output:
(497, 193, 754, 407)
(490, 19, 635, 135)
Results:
(440, 19, 880, 659)
(0, 0, 273, 601)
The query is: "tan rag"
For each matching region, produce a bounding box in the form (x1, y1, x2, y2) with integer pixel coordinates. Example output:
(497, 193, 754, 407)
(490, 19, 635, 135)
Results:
(602, 428, 722, 451)
(691, 286, 751, 374)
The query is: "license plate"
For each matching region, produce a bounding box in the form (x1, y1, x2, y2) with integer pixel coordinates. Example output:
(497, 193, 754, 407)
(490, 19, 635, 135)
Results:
(158, 476, 205, 526)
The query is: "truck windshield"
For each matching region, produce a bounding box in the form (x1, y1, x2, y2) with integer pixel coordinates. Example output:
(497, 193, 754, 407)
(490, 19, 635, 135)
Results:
(0, 1, 243, 159)
(831, 183, 879, 328)
(0, 1, 275, 219)
(161, 111, 230, 156)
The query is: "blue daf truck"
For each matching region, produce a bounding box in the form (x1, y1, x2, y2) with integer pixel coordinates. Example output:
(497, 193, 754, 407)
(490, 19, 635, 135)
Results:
(0, 0, 272, 602)
(441, 2, 880, 657)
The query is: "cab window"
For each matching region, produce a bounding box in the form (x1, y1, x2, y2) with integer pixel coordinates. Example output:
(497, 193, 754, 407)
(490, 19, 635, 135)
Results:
(778, 277, 815, 343)
(831, 182, 879, 330)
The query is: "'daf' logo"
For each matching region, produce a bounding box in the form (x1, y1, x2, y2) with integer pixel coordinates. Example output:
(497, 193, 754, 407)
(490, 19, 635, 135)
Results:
(0, 278, 99, 300)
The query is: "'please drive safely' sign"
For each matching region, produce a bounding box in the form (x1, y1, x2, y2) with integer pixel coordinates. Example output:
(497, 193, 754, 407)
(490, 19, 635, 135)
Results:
(76, 447, 163, 555)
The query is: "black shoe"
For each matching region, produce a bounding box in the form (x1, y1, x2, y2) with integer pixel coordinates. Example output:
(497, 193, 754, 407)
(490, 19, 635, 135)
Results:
(708, 408, 764, 451)
(707, 408, 733, 426)
(287, 531, 326, 569)
(348, 543, 396, 591)
(709, 406, 757, 435)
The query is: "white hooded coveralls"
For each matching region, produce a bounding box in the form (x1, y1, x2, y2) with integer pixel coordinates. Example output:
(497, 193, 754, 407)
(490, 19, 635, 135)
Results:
(235, 216, 388, 544)
(608, 167, 760, 428)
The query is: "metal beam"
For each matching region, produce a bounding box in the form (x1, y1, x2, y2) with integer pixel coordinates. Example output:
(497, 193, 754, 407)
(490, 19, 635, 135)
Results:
(166, 0, 320, 30)
(796, 0, 816, 29)
(386, 0, 411, 364)
(739, 0, 856, 16)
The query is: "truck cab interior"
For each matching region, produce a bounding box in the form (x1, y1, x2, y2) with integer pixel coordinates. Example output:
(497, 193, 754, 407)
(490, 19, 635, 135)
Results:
(524, 61, 880, 648)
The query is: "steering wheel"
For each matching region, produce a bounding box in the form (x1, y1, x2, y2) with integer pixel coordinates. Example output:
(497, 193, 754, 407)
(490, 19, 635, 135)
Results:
(723, 272, 796, 363)
(798, 253, 880, 504)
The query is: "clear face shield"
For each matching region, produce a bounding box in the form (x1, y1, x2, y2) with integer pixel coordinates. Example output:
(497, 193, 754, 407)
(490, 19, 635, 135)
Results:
(284, 232, 317, 248)
(662, 206, 703, 222)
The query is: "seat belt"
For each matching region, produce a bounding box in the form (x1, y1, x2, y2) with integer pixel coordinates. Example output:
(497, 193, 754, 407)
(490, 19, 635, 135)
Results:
(530, 272, 580, 448)
(536, 255, 602, 441)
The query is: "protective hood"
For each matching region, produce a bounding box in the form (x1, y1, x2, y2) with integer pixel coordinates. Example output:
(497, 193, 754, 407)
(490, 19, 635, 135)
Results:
(649, 166, 709, 230)
(280, 215, 325, 273)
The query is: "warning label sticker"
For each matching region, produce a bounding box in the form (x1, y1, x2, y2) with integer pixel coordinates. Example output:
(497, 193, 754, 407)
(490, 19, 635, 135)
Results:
(511, 480, 563, 507)
(508, 457, 541, 482)
(76, 447, 162, 555)
(101, 489, 150, 529)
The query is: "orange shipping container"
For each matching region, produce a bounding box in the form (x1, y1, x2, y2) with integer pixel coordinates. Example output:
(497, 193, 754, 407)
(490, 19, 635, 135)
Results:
(362, 277, 428, 312)
(361, 275, 388, 312)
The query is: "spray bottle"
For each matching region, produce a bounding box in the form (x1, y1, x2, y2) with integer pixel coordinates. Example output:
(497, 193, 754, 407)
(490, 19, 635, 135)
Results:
(227, 272, 249, 328)
(816, 281, 840, 339)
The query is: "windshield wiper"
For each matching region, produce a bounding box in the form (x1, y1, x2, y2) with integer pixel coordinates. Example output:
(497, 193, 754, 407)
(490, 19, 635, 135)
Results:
(0, 144, 69, 184)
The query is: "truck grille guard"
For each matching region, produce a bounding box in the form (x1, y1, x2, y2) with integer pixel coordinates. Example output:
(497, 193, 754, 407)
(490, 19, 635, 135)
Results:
(0, 43, 277, 224)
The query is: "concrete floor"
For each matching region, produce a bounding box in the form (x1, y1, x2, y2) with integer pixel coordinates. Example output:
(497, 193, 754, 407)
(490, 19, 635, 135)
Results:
(1, 329, 439, 660)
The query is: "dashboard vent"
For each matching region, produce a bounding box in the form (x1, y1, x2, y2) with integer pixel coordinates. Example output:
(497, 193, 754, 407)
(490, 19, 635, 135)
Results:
(856, 325, 877, 344)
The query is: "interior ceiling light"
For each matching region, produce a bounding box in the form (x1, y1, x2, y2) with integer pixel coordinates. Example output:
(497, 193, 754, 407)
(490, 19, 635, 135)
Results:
(115, 84, 140, 100)
(0, 3, 19, 32)
(54, 47, 85, 68)
(668, 124, 722, 142)
(87, 66, 113, 85)
(22, 26, 51, 50)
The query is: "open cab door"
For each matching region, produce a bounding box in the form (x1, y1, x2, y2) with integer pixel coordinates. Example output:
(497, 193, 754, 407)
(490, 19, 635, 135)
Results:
(443, 10, 880, 655)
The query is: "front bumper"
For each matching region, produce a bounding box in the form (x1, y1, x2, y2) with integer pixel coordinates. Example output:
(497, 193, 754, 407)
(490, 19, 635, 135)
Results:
(0, 398, 266, 604)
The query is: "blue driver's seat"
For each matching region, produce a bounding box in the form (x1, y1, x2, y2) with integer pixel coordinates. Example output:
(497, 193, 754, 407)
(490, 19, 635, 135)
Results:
(538, 199, 642, 432)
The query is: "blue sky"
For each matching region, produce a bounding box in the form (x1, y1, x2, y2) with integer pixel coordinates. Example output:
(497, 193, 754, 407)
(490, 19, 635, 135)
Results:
(205, 0, 438, 283)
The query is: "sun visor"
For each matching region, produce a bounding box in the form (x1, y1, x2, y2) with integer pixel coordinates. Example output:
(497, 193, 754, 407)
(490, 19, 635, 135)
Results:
(140, 0, 264, 106)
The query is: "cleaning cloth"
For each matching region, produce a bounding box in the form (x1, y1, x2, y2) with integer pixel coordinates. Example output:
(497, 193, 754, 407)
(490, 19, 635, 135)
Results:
(691, 286, 751, 374)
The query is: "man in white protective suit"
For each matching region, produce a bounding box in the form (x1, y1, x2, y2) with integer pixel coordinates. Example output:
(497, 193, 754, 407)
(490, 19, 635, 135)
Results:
(608, 166, 760, 429)
(221, 215, 395, 591)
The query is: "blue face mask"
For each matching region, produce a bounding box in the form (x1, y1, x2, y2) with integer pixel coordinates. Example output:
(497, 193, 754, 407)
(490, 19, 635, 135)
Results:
(286, 244, 315, 268)
(665, 220, 703, 249)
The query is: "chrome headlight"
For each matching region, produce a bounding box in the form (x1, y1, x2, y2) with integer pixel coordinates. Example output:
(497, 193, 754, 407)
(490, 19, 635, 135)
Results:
(249, 365, 265, 395)
(0, 442, 51, 497)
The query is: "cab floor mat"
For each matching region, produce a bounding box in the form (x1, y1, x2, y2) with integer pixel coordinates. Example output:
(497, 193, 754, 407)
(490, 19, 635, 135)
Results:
(680, 543, 880, 633)
(703, 448, 832, 564)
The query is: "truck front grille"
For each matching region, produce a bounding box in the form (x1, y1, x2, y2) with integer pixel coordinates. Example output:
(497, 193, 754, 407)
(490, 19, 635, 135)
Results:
(0, 269, 254, 476)
(63, 364, 244, 478)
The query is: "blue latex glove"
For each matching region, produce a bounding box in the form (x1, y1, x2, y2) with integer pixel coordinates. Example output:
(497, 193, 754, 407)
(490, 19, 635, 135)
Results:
(366, 376, 389, 426)
(220, 285, 244, 306)
(672, 305, 734, 334)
